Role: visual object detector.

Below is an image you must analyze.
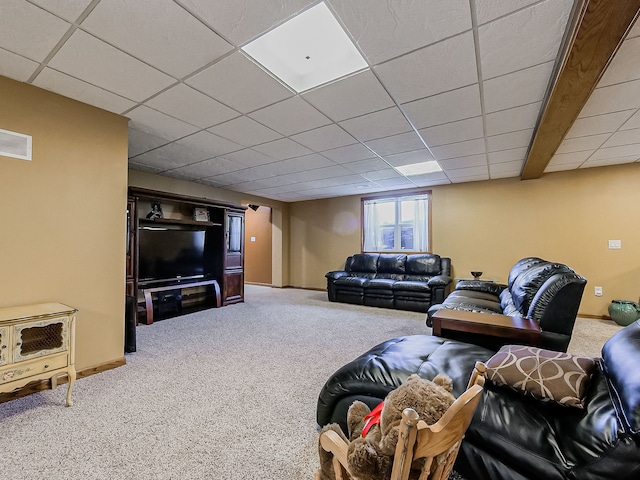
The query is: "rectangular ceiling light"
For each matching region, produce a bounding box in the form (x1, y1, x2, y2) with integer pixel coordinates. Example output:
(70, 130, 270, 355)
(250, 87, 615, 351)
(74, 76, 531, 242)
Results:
(395, 161, 442, 176)
(241, 2, 368, 92)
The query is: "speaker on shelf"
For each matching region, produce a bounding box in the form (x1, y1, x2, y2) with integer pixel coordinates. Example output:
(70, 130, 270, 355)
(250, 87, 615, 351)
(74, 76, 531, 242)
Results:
(125, 295, 136, 353)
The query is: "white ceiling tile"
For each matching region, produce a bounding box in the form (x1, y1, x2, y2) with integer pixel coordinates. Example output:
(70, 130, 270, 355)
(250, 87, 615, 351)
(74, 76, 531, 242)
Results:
(483, 61, 554, 113)
(431, 138, 486, 160)
(343, 158, 391, 173)
(544, 162, 582, 173)
(361, 168, 403, 181)
(208, 116, 282, 147)
(489, 160, 524, 177)
(128, 161, 163, 174)
(375, 32, 478, 104)
(485, 102, 541, 136)
(178, 0, 316, 45)
(145, 84, 239, 128)
(329, 0, 471, 64)
(186, 52, 294, 114)
(264, 154, 336, 175)
(141, 142, 215, 168)
(321, 143, 377, 163)
(252, 138, 313, 160)
(579, 79, 640, 117)
(205, 170, 251, 186)
(475, 0, 540, 25)
(418, 117, 484, 147)
(0, 1, 70, 62)
(222, 148, 278, 167)
(548, 150, 593, 166)
(30, 0, 93, 22)
(384, 149, 435, 167)
(486, 129, 533, 152)
(128, 128, 171, 158)
(365, 132, 426, 156)
(81, 0, 233, 78)
(410, 172, 450, 186)
(290, 124, 356, 151)
(127, 105, 200, 141)
(629, 18, 640, 39)
(438, 154, 487, 170)
(479, 0, 573, 79)
(589, 143, 640, 161)
(33, 67, 136, 114)
(556, 133, 610, 154)
(402, 84, 482, 129)
(279, 164, 355, 183)
(581, 155, 640, 169)
(0, 47, 39, 82)
(132, 145, 195, 170)
(249, 96, 331, 136)
(620, 109, 640, 131)
(375, 177, 418, 188)
(302, 70, 394, 122)
(598, 37, 640, 87)
(566, 110, 636, 138)
(445, 165, 489, 179)
(339, 107, 412, 142)
(303, 174, 366, 189)
(161, 169, 198, 181)
(49, 30, 175, 102)
(488, 147, 527, 164)
(176, 131, 244, 157)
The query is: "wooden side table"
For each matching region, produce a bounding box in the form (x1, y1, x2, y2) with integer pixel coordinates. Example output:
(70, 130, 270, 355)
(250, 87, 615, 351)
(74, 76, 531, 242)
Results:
(432, 309, 541, 347)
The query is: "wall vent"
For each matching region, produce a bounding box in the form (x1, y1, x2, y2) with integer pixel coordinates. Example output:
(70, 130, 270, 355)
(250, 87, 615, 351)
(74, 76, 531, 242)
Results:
(0, 128, 32, 161)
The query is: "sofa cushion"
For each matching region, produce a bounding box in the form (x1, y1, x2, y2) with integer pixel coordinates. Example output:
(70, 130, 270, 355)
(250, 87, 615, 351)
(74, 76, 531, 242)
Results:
(602, 320, 640, 434)
(376, 254, 406, 274)
(406, 254, 441, 275)
(456, 280, 506, 296)
(483, 344, 597, 408)
(507, 257, 545, 289)
(363, 278, 397, 291)
(335, 276, 368, 287)
(392, 280, 431, 293)
(510, 262, 574, 314)
(349, 253, 379, 273)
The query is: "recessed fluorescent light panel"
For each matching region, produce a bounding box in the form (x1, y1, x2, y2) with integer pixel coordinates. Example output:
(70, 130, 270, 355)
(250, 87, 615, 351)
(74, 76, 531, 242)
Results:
(241, 2, 368, 92)
(395, 161, 442, 176)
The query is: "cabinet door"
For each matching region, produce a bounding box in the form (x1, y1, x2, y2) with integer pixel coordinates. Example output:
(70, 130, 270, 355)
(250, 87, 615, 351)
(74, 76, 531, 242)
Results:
(223, 271, 244, 305)
(225, 212, 244, 268)
(13, 317, 69, 363)
(0, 326, 9, 366)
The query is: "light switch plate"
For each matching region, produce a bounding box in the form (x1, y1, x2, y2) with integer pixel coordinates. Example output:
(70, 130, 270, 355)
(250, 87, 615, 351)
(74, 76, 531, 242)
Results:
(608, 240, 621, 249)
(594, 286, 603, 296)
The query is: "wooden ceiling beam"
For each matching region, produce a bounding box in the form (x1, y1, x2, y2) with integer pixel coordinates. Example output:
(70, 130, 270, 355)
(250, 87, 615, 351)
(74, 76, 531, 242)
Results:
(521, 0, 640, 180)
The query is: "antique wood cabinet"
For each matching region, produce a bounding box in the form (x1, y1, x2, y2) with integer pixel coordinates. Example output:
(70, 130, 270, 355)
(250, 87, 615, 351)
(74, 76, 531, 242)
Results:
(223, 209, 245, 305)
(0, 303, 77, 406)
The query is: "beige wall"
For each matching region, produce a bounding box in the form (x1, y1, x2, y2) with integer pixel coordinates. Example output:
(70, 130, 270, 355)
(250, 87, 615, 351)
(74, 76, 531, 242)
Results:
(128, 169, 290, 286)
(289, 164, 640, 317)
(0, 76, 129, 370)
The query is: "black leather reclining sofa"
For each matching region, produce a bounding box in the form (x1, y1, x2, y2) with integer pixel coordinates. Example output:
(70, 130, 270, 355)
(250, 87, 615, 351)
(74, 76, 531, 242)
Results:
(325, 253, 452, 313)
(427, 257, 587, 352)
(317, 321, 640, 480)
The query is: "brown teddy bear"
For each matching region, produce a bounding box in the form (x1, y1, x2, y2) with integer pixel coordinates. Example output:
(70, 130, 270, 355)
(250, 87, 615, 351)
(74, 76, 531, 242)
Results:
(317, 373, 455, 480)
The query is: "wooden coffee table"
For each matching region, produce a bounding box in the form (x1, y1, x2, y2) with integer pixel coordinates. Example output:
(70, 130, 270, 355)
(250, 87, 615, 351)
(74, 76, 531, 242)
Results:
(432, 309, 542, 346)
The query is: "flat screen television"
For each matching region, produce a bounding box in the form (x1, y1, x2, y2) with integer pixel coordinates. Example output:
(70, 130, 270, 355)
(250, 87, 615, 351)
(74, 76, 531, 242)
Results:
(138, 225, 207, 283)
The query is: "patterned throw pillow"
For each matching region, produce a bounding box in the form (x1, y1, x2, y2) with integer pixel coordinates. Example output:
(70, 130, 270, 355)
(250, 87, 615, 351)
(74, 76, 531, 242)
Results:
(482, 345, 597, 408)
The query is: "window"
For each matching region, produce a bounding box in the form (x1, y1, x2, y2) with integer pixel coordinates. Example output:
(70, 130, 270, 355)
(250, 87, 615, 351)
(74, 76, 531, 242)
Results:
(362, 192, 430, 252)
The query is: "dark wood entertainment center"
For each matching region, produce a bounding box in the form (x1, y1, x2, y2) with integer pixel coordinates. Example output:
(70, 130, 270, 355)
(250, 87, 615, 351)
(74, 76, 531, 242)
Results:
(127, 187, 246, 324)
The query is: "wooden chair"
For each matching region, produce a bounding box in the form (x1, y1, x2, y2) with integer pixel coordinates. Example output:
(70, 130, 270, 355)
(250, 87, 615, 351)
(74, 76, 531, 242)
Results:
(318, 363, 486, 480)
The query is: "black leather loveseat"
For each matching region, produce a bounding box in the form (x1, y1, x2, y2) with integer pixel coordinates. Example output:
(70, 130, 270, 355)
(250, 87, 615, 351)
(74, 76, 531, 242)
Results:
(427, 257, 587, 352)
(325, 253, 452, 313)
(316, 321, 640, 480)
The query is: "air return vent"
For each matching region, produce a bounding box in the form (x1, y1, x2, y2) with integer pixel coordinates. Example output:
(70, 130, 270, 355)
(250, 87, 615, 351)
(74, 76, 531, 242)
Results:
(0, 128, 32, 160)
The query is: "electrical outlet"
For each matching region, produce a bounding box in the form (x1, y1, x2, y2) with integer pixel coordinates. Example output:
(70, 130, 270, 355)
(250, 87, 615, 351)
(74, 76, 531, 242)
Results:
(608, 240, 622, 249)
(594, 286, 603, 296)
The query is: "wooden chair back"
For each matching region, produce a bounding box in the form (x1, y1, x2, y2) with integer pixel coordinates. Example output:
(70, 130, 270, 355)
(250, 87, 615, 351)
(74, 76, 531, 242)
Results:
(318, 363, 486, 480)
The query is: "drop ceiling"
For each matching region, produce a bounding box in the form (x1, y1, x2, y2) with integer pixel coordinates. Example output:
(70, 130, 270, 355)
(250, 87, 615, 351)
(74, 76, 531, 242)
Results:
(1, 0, 639, 202)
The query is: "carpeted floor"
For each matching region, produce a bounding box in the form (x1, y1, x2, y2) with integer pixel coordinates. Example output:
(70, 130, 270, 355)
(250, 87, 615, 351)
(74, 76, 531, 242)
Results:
(0, 286, 621, 479)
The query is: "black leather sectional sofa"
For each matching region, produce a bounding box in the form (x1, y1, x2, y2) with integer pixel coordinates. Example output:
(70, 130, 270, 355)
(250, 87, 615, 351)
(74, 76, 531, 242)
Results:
(316, 321, 640, 480)
(325, 253, 452, 313)
(427, 257, 587, 352)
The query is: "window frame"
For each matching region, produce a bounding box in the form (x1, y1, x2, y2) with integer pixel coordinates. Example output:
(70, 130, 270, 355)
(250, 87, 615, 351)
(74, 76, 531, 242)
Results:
(360, 190, 432, 254)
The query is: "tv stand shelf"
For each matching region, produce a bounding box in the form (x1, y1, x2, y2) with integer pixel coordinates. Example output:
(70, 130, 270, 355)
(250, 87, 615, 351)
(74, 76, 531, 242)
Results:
(141, 279, 221, 325)
(140, 218, 221, 227)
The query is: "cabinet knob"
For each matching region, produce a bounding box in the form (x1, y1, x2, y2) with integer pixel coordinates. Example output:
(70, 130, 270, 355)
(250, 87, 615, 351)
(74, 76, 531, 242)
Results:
(1, 345, 6, 349)
(44, 365, 49, 368)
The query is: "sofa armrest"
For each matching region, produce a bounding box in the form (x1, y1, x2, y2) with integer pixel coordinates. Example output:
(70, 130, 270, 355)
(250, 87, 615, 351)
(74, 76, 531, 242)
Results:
(455, 280, 506, 296)
(326, 271, 348, 280)
(428, 275, 453, 287)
